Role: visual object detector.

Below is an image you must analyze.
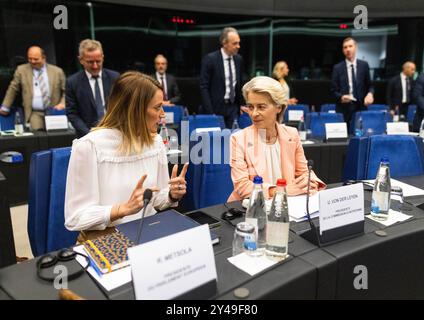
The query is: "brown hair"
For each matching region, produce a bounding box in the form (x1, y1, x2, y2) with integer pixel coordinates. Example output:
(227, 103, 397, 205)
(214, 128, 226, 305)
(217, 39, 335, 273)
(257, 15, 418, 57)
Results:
(342, 37, 357, 45)
(94, 71, 163, 155)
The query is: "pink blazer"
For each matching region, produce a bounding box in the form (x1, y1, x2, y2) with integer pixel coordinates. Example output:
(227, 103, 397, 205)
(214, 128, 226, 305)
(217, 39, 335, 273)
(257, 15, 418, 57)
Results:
(228, 123, 326, 202)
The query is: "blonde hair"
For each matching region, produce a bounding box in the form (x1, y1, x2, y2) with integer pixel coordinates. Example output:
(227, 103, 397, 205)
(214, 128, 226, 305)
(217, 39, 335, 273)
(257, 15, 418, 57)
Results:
(242, 76, 289, 123)
(78, 39, 103, 57)
(94, 72, 163, 155)
(272, 61, 287, 80)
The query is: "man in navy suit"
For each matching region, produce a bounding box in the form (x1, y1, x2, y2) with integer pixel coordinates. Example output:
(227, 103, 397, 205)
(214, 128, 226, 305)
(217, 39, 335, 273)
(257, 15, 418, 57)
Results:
(331, 37, 374, 126)
(412, 73, 424, 132)
(153, 54, 181, 105)
(66, 39, 119, 138)
(200, 27, 244, 128)
(386, 61, 415, 119)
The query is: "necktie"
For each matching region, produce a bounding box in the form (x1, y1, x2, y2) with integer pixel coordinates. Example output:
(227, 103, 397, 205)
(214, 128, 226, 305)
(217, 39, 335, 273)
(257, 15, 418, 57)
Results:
(37, 69, 50, 109)
(160, 76, 168, 100)
(227, 57, 235, 103)
(351, 64, 358, 101)
(406, 77, 411, 103)
(93, 76, 104, 119)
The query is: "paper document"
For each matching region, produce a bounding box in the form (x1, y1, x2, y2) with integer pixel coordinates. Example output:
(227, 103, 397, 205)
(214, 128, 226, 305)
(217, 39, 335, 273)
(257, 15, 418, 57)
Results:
(227, 252, 283, 276)
(363, 179, 424, 197)
(74, 245, 132, 291)
(366, 209, 412, 227)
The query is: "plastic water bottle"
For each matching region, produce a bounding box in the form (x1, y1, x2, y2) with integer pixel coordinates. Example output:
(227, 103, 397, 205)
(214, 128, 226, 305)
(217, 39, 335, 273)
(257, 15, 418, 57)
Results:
(231, 119, 240, 132)
(14, 111, 24, 135)
(355, 116, 363, 137)
(298, 116, 306, 141)
(393, 106, 400, 122)
(245, 176, 267, 256)
(183, 107, 189, 118)
(266, 179, 290, 260)
(419, 119, 424, 138)
(370, 157, 391, 220)
(159, 120, 169, 150)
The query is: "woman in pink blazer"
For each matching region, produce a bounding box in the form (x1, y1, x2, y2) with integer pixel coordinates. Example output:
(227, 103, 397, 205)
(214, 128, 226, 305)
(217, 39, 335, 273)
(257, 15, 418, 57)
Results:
(228, 76, 326, 202)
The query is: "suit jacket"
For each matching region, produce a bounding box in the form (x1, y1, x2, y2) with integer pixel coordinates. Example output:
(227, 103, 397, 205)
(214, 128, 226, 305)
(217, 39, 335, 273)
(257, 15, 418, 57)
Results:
(2, 63, 66, 123)
(154, 73, 181, 104)
(66, 68, 119, 138)
(228, 123, 326, 202)
(386, 74, 413, 109)
(200, 50, 243, 114)
(331, 59, 374, 108)
(412, 74, 424, 131)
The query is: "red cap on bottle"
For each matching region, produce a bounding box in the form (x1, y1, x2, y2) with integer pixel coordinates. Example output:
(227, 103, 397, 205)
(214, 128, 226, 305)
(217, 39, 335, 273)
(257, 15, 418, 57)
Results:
(276, 179, 287, 187)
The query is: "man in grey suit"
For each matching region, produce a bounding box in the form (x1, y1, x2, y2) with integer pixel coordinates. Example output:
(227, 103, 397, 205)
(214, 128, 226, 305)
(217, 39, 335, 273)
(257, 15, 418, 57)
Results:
(0, 46, 66, 130)
(153, 54, 181, 105)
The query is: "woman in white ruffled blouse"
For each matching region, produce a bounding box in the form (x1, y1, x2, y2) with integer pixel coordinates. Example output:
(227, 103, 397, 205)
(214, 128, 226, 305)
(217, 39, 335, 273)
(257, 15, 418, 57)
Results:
(65, 72, 188, 231)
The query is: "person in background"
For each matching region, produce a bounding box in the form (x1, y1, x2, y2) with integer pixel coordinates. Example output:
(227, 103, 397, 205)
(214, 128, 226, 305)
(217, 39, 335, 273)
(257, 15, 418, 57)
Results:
(386, 61, 416, 118)
(228, 76, 326, 202)
(0, 46, 66, 130)
(200, 27, 244, 128)
(65, 72, 188, 232)
(66, 39, 119, 138)
(331, 37, 374, 127)
(272, 61, 298, 105)
(153, 54, 181, 106)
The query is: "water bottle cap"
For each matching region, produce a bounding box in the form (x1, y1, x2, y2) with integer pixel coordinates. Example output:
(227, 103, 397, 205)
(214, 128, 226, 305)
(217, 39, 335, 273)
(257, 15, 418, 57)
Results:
(381, 156, 389, 163)
(253, 176, 263, 184)
(276, 179, 287, 187)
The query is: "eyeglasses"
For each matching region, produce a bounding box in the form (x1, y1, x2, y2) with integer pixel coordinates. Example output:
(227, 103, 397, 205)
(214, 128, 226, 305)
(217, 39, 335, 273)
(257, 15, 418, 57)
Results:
(83, 59, 103, 65)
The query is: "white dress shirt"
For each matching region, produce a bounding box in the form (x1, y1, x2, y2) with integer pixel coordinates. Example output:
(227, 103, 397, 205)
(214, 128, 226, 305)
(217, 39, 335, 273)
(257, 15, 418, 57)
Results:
(221, 48, 237, 100)
(264, 140, 282, 185)
(156, 72, 168, 98)
(65, 128, 175, 231)
(32, 64, 50, 111)
(400, 72, 408, 103)
(345, 58, 357, 98)
(85, 70, 105, 107)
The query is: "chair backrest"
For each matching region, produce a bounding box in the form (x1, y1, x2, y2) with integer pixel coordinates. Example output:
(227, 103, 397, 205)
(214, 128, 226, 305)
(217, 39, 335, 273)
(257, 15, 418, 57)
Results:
(305, 112, 344, 139)
(47, 147, 78, 252)
(28, 150, 52, 257)
(365, 135, 424, 179)
(343, 135, 424, 181)
(163, 105, 184, 124)
(368, 104, 389, 112)
(320, 104, 336, 113)
(238, 112, 252, 129)
(407, 105, 417, 124)
(46, 109, 66, 116)
(284, 104, 310, 122)
(0, 108, 24, 131)
(350, 111, 390, 135)
(191, 130, 233, 209)
(187, 115, 225, 134)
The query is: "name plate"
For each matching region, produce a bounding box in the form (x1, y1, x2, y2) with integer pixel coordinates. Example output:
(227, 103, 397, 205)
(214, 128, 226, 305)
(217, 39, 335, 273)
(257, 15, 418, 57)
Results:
(386, 122, 409, 135)
(128, 224, 217, 300)
(165, 112, 175, 124)
(325, 122, 348, 139)
(45, 115, 68, 131)
(319, 183, 364, 235)
(288, 110, 304, 121)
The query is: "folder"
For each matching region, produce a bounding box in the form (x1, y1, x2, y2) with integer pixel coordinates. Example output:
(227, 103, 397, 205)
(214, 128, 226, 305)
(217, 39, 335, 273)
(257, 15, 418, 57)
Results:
(116, 209, 219, 245)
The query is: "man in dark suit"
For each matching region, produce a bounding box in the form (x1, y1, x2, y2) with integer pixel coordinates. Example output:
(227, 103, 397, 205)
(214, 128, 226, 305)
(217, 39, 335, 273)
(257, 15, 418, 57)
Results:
(200, 27, 244, 128)
(331, 37, 374, 126)
(386, 61, 416, 119)
(66, 39, 119, 138)
(412, 73, 424, 132)
(153, 54, 181, 105)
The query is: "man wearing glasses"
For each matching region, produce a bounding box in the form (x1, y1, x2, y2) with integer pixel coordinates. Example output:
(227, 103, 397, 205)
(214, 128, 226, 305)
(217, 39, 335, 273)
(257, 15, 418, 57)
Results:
(66, 39, 119, 138)
(0, 46, 66, 130)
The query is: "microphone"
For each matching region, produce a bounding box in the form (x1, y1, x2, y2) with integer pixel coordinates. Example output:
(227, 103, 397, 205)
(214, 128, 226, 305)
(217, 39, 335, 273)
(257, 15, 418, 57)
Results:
(136, 189, 153, 244)
(305, 159, 321, 246)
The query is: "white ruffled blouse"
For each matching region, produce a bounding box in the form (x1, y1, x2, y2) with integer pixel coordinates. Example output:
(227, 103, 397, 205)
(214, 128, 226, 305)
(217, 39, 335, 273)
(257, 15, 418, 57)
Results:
(64, 128, 174, 231)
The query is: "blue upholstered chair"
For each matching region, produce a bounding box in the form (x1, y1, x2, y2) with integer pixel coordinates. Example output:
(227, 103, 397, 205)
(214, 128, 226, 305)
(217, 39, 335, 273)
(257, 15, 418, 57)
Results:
(407, 105, 417, 125)
(46, 147, 78, 252)
(0, 108, 24, 131)
(238, 112, 252, 129)
(350, 111, 391, 135)
(284, 104, 310, 122)
(28, 151, 52, 257)
(163, 105, 184, 124)
(368, 104, 389, 112)
(187, 115, 225, 134)
(343, 135, 424, 181)
(305, 112, 345, 139)
(320, 104, 336, 113)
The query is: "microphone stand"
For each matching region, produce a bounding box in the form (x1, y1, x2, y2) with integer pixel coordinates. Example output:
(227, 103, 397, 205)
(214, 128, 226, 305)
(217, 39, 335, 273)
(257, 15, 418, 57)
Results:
(136, 190, 152, 244)
(303, 160, 321, 247)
